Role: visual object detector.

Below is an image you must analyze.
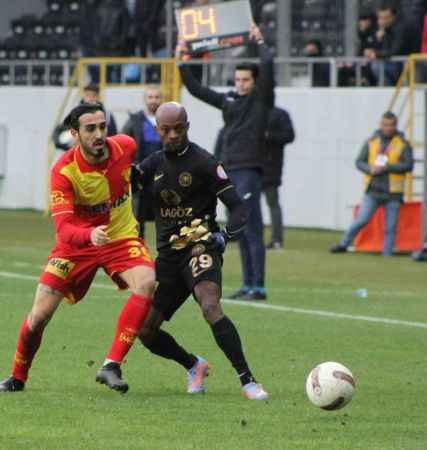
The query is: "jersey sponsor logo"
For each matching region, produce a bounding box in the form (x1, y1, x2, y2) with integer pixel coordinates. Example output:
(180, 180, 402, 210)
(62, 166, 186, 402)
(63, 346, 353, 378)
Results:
(45, 258, 75, 280)
(51, 190, 68, 206)
(178, 172, 192, 187)
(154, 173, 164, 181)
(216, 165, 228, 180)
(160, 189, 181, 206)
(79, 192, 130, 215)
(160, 206, 193, 218)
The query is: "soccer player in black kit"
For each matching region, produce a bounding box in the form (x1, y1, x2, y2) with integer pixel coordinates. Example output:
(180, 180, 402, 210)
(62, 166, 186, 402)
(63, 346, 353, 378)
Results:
(132, 102, 268, 400)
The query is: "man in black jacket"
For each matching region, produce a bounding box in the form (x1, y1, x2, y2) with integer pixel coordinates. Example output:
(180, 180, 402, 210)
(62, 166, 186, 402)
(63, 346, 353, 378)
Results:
(263, 106, 295, 250)
(176, 24, 274, 301)
(122, 85, 163, 237)
(364, 4, 418, 85)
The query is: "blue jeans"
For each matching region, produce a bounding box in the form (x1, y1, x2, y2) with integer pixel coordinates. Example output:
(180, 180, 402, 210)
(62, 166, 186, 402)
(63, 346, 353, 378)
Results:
(228, 169, 265, 287)
(370, 61, 402, 86)
(340, 194, 401, 256)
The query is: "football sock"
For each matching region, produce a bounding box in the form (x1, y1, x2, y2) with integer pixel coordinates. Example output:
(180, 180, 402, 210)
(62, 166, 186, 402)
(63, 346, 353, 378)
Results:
(105, 294, 152, 364)
(210, 315, 255, 386)
(12, 318, 44, 382)
(142, 329, 198, 370)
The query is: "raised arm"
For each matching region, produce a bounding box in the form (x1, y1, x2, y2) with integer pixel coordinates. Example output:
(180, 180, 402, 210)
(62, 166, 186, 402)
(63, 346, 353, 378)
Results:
(251, 24, 275, 107)
(176, 42, 226, 110)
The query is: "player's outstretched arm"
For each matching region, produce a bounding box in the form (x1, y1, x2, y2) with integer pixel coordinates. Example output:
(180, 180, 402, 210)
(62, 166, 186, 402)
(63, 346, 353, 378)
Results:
(175, 41, 225, 110)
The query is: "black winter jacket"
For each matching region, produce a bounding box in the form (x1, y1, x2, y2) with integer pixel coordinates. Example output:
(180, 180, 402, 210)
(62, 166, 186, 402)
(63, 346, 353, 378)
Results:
(122, 111, 162, 164)
(263, 107, 295, 187)
(179, 43, 275, 171)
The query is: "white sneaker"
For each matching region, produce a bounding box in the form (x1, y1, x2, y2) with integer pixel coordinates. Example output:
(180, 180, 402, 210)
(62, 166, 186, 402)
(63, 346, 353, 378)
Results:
(186, 356, 211, 394)
(242, 382, 269, 400)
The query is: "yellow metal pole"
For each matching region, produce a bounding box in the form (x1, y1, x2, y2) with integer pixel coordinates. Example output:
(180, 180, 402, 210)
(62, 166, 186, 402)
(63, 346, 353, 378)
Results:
(405, 55, 416, 201)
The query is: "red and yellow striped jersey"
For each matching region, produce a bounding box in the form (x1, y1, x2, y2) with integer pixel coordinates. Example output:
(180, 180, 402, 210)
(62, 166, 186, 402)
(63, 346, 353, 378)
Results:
(50, 134, 139, 248)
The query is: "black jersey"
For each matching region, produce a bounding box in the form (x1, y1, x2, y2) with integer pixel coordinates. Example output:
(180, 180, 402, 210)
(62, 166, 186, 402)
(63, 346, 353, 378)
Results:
(135, 142, 233, 250)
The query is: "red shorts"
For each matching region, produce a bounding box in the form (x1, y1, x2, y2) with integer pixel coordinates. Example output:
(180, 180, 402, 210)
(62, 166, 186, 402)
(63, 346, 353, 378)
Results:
(40, 238, 154, 304)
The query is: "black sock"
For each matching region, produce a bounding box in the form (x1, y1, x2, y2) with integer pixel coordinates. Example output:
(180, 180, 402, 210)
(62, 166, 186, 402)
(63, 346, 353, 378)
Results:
(210, 316, 255, 386)
(141, 329, 198, 370)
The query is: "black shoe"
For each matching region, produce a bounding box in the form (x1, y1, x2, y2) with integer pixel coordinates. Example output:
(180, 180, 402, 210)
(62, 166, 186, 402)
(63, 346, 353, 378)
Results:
(329, 244, 347, 254)
(242, 290, 267, 301)
(96, 362, 129, 393)
(266, 241, 283, 250)
(227, 288, 251, 300)
(0, 376, 25, 392)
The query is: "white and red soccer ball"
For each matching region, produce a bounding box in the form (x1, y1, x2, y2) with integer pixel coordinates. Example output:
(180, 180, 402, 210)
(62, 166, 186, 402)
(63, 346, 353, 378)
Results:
(306, 362, 355, 410)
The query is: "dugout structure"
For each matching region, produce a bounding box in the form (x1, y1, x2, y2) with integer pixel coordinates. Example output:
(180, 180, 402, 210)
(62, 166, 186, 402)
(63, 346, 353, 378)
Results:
(45, 57, 181, 212)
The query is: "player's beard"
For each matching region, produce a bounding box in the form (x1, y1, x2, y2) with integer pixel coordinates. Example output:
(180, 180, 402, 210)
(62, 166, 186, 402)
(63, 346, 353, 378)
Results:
(165, 136, 188, 154)
(81, 139, 108, 162)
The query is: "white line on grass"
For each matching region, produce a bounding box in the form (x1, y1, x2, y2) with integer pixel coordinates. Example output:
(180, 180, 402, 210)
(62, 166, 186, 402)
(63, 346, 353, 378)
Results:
(1, 270, 427, 330)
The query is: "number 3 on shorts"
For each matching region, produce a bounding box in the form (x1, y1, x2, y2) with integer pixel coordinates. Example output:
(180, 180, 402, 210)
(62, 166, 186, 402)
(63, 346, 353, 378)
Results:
(189, 254, 213, 278)
(128, 246, 149, 259)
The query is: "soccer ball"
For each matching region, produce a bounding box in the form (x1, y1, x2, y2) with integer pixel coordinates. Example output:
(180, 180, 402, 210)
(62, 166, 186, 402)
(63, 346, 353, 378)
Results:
(305, 362, 355, 410)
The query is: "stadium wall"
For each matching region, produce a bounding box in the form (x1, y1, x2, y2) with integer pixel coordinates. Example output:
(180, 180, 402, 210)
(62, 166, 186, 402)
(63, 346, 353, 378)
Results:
(0, 86, 422, 230)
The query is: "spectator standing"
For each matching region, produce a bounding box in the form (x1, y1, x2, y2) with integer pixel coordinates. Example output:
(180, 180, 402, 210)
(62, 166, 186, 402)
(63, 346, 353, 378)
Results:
(263, 106, 295, 250)
(122, 85, 163, 237)
(176, 24, 274, 301)
(330, 111, 413, 256)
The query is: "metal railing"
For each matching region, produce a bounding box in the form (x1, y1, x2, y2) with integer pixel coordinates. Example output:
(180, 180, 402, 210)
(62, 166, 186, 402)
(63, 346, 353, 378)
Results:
(0, 56, 411, 88)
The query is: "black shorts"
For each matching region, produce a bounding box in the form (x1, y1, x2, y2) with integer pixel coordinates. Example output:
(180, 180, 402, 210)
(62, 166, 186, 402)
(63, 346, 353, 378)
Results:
(154, 243, 223, 320)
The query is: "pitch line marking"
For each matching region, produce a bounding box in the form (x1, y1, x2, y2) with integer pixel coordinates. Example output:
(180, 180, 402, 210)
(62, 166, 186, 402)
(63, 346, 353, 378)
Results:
(1, 270, 427, 330)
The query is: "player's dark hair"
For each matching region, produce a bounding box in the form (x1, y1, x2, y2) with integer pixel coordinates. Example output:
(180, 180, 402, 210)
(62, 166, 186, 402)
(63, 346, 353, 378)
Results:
(382, 111, 397, 122)
(235, 62, 259, 80)
(83, 83, 100, 94)
(63, 103, 105, 130)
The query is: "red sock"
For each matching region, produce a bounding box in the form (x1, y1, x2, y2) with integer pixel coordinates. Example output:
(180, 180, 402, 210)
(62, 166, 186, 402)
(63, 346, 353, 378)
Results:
(106, 294, 152, 363)
(12, 318, 44, 382)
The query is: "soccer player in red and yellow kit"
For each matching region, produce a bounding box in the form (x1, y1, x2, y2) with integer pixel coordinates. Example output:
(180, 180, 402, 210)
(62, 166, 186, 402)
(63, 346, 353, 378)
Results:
(0, 103, 155, 393)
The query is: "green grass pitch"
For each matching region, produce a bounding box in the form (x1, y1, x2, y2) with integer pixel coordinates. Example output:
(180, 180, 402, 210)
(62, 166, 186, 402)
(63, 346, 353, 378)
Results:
(0, 210, 426, 450)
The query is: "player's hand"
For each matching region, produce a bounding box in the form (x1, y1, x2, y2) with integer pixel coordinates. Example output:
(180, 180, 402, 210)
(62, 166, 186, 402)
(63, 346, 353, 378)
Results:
(207, 231, 226, 253)
(91, 225, 111, 246)
(249, 23, 264, 43)
(175, 40, 191, 61)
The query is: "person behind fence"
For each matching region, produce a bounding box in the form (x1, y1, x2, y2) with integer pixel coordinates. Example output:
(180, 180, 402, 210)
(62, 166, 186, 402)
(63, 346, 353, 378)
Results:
(176, 24, 274, 301)
(303, 39, 330, 87)
(329, 111, 414, 257)
(363, 3, 418, 86)
(263, 105, 295, 250)
(122, 85, 163, 238)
